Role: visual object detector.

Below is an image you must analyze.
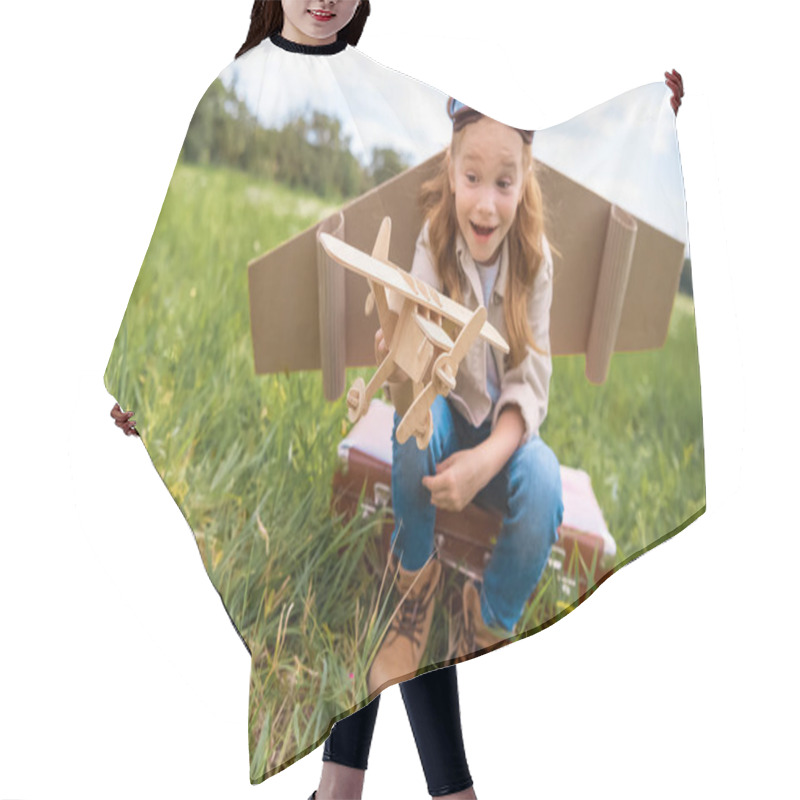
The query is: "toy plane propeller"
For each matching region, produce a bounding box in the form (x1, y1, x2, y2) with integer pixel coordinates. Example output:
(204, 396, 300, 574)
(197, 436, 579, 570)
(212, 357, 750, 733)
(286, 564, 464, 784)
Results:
(319, 217, 508, 449)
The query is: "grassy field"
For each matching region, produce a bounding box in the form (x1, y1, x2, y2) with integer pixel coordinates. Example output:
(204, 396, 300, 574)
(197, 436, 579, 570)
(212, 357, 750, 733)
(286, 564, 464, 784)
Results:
(105, 161, 705, 782)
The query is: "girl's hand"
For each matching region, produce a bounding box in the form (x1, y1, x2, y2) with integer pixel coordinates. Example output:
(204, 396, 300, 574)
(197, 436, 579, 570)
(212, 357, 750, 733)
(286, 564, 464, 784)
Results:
(111, 403, 139, 436)
(375, 327, 409, 382)
(665, 69, 683, 116)
(422, 448, 489, 513)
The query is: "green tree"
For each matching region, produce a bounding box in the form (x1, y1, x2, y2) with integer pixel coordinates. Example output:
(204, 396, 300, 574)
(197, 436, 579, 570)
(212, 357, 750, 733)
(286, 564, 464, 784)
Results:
(181, 81, 407, 201)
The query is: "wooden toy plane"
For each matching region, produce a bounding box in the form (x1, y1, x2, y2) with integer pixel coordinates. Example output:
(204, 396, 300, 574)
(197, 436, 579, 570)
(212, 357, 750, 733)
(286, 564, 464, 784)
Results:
(318, 217, 509, 448)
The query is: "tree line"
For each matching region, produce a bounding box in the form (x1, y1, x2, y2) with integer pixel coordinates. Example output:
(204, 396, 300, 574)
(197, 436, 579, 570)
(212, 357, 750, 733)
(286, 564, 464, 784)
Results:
(179, 78, 409, 201)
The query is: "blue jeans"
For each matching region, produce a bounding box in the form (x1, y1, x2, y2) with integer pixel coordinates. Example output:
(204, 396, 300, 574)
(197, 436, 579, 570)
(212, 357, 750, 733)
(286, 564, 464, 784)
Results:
(390, 394, 564, 633)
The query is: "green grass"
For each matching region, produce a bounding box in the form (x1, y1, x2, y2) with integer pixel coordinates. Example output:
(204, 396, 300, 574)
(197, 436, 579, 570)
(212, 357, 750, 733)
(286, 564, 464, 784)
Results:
(105, 162, 705, 782)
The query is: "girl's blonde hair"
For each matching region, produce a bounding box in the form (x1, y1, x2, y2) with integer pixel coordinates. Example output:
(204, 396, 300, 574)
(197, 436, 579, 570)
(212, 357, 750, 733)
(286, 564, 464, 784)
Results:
(419, 122, 550, 369)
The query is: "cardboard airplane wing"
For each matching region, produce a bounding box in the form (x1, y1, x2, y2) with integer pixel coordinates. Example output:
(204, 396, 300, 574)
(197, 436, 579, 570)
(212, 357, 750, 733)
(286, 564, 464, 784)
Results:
(248, 148, 686, 399)
(248, 151, 444, 401)
(538, 165, 686, 383)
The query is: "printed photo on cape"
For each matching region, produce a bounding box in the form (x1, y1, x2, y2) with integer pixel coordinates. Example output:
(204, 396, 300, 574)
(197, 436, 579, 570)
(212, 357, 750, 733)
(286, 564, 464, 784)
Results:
(104, 38, 704, 783)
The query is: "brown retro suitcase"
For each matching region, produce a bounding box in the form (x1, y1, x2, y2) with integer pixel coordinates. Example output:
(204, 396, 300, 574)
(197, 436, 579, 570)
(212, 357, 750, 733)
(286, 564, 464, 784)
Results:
(331, 399, 616, 603)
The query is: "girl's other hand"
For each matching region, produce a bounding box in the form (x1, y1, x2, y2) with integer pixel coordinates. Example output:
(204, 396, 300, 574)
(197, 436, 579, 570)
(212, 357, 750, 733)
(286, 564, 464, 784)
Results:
(111, 403, 139, 436)
(422, 448, 489, 513)
(375, 327, 409, 382)
(665, 69, 683, 115)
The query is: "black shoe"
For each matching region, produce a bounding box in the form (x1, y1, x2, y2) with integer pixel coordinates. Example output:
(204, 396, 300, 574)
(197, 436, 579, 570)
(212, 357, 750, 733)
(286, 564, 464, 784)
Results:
(307, 792, 316, 800)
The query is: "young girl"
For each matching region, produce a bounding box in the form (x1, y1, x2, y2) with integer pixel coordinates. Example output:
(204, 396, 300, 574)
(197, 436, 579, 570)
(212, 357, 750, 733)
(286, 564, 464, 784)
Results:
(368, 97, 566, 695)
(369, 69, 688, 687)
(108, 4, 685, 797)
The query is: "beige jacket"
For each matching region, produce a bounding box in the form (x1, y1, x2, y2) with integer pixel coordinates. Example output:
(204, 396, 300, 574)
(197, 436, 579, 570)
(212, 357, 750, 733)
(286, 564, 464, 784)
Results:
(384, 220, 554, 444)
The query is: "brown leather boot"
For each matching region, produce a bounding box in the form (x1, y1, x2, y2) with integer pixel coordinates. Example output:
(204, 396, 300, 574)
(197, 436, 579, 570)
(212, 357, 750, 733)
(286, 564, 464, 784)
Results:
(367, 555, 441, 694)
(455, 579, 512, 661)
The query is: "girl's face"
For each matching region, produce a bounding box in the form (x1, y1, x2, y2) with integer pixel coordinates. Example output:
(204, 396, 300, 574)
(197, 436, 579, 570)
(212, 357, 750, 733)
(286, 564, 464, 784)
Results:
(448, 117, 525, 267)
(281, 0, 361, 46)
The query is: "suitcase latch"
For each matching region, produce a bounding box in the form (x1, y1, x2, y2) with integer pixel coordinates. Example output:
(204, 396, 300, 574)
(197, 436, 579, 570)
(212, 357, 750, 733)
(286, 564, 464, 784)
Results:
(361, 481, 392, 518)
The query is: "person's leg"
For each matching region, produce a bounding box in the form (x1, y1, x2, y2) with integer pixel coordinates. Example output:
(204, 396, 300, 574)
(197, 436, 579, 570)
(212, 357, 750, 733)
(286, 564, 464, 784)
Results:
(473, 434, 564, 632)
(389, 394, 462, 570)
(368, 395, 466, 694)
(400, 666, 476, 798)
(316, 696, 381, 800)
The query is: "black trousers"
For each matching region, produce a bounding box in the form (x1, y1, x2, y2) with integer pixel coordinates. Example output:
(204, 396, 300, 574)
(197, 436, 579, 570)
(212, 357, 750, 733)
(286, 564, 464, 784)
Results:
(323, 665, 473, 797)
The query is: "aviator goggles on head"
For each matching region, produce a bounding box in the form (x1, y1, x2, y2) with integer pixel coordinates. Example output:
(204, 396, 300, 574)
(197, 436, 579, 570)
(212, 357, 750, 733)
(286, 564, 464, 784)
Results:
(447, 97, 534, 144)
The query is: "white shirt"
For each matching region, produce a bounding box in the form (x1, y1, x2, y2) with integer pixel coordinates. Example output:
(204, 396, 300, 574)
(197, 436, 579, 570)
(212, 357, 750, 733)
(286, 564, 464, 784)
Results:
(475, 255, 502, 406)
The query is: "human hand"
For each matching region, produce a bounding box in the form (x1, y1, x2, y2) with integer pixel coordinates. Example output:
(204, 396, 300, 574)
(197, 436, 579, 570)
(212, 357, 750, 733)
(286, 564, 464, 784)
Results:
(422, 448, 489, 513)
(375, 327, 408, 382)
(665, 69, 684, 116)
(111, 402, 139, 436)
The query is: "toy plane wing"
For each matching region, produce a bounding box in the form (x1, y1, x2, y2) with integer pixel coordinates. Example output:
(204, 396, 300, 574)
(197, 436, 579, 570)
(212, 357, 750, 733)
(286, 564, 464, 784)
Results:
(318, 231, 508, 353)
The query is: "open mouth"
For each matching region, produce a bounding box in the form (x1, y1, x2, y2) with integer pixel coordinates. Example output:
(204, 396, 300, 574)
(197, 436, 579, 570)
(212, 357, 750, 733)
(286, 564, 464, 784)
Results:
(470, 221, 497, 238)
(308, 9, 335, 21)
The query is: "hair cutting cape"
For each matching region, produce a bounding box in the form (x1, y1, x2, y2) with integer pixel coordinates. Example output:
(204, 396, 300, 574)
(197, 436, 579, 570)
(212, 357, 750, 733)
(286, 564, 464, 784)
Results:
(104, 34, 705, 784)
